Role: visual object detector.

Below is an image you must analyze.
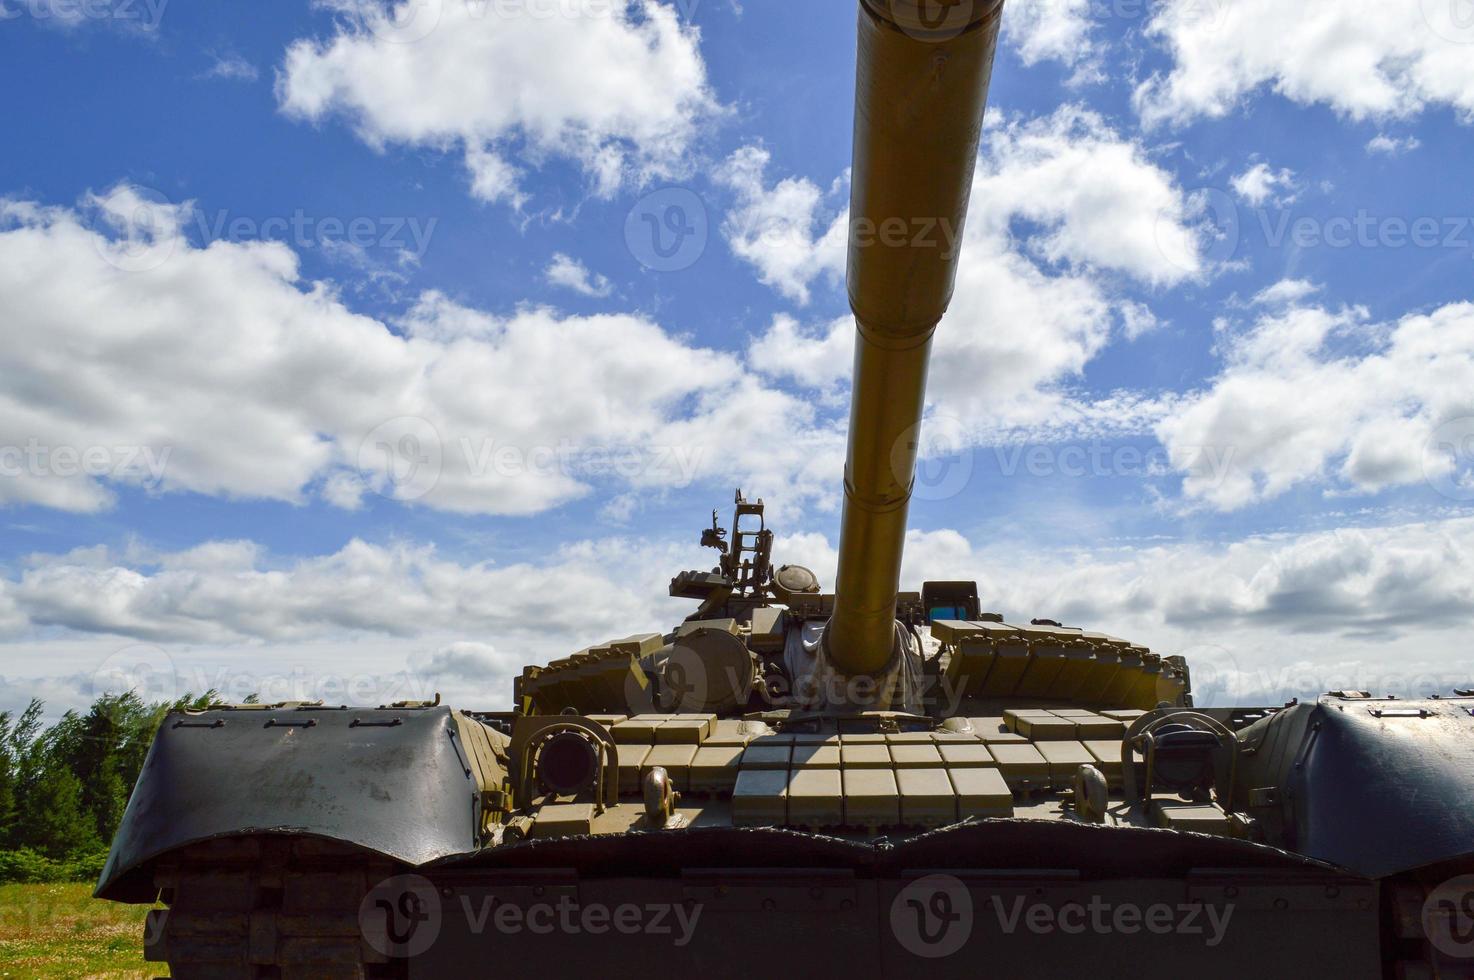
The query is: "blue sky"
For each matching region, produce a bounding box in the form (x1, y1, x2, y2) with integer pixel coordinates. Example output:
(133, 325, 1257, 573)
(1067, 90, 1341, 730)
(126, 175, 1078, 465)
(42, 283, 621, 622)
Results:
(1, 0, 1472, 716)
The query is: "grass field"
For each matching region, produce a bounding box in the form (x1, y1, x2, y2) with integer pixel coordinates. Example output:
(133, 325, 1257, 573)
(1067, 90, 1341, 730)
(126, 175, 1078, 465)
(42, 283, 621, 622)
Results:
(0, 883, 161, 979)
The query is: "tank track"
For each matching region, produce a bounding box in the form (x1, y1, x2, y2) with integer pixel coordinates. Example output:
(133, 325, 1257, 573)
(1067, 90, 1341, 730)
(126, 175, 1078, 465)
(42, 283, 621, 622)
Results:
(141, 836, 406, 980)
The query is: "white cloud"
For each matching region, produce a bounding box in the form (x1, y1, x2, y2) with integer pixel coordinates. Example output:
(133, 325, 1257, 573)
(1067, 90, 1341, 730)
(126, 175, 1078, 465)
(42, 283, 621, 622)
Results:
(1003, 0, 1101, 78)
(7, 516, 1473, 716)
(725, 107, 1205, 438)
(1156, 295, 1474, 509)
(0, 185, 836, 517)
(6, 536, 687, 645)
(747, 314, 852, 390)
(1230, 161, 1298, 207)
(203, 52, 259, 83)
(277, 0, 719, 205)
(1119, 301, 1162, 340)
(972, 107, 1205, 285)
(714, 146, 847, 305)
(1366, 133, 1422, 156)
(545, 252, 613, 298)
(1251, 278, 1319, 306)
(1135, 0, 1474, 127)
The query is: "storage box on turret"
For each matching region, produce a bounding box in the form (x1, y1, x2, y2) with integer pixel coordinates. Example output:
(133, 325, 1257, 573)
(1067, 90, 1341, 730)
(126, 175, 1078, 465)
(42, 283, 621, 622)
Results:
(1013, 624, 1081, 698)
(1071, 632, 1128, 703)
(975, 626, 1031, 697)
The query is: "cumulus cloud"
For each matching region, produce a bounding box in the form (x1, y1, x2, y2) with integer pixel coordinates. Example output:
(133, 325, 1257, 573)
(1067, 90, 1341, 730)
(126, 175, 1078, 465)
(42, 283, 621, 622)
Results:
(747, 314, 852, 391)
(714, 146, 847, 305)
(1135, 0, 1474, 127)
(545, 252, 613, 297)
(7, 516, 1473, 715)
(277, 0, 719, 205)
(1251, 278, 1319, 306)
(0, 184, 835, 517)
(1003, 0, 1101, 79)
(5, 537, 688, 645)
(1230, 161, 1298, 207)
(727, 107, 1206, 438)
(1156, 293, 1474, 509)
(202, 52, 259, 83)
(1366, 133, 1422, 156)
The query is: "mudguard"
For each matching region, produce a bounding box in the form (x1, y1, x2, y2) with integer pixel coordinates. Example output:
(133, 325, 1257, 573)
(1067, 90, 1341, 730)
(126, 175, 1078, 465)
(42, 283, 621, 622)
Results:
(1236, 695, 1474, 878)
(97, 704, 501, 902)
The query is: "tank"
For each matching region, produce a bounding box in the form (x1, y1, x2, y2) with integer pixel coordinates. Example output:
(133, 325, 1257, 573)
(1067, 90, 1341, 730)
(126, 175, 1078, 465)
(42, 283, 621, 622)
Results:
(99, 2, 1474, 977)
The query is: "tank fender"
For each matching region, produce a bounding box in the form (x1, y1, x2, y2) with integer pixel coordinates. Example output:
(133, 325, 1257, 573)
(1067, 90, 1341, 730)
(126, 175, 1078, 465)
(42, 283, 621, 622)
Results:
(1235, 695, 1474, 878)
(96, 705, 505, 901)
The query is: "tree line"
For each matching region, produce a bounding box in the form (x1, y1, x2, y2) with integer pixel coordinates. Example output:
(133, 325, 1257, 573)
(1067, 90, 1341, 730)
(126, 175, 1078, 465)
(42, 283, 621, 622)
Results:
(0, 690, 227, 883)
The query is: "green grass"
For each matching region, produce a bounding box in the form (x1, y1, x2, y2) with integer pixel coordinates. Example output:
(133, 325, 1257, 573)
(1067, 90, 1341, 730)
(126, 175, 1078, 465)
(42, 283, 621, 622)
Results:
(0, 883, 162, 979)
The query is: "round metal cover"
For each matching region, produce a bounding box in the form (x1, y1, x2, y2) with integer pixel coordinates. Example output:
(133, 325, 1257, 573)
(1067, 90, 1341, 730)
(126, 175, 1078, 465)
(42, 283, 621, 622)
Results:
(773, 564, 820, 602)
(665, 628, 755, 714)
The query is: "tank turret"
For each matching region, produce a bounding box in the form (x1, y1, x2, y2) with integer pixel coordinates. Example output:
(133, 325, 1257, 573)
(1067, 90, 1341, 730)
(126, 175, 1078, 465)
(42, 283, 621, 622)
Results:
(824, 0, 1006, 678)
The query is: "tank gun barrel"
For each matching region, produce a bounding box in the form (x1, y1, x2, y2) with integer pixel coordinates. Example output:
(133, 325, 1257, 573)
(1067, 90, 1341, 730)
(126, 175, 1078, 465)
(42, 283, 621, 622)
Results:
(825, 0, 1006, 676)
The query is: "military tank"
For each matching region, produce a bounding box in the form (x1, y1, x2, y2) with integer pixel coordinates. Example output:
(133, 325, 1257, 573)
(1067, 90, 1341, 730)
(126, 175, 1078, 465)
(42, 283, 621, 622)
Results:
(98, 1, 1474, 977)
